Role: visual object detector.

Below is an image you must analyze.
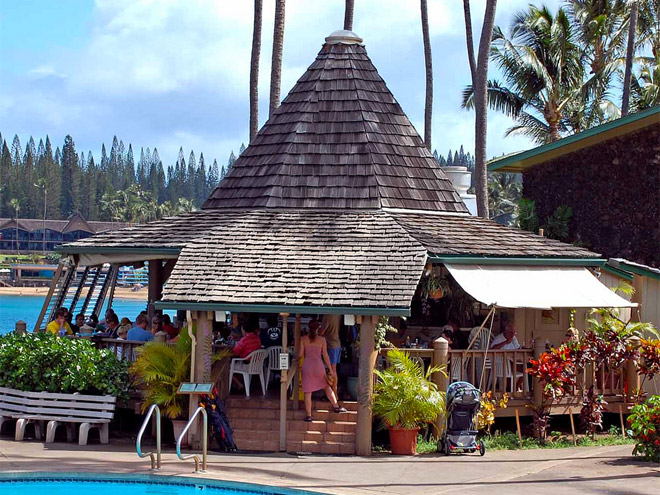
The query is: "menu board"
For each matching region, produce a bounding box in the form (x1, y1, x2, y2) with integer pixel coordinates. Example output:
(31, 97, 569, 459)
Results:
(177, 383, 214, 394)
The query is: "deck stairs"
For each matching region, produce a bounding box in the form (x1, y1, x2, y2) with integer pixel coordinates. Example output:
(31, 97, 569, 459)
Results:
(226, 396, 357, 455)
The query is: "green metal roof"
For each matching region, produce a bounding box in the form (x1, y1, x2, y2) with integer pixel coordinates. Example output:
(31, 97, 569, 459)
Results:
(607, 258, 660, 281)
(488, 105, 660, 173)
(429, 255, 606, 266)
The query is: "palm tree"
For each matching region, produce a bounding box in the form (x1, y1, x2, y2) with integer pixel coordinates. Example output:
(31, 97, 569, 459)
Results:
(269, 0, 286, 117)
(250, 0, 263, 142)
(487, 173, 521, 225)
(344, 0, 354, 31)
(8, 198, 20, 254)
(463, 0, 498, 219)
(463, 5, 585, 144)
(622, 0, 639, 115)
(173, 198, 197, 215)
(421, 0, 433, 151)
(630, 56, 660, 110)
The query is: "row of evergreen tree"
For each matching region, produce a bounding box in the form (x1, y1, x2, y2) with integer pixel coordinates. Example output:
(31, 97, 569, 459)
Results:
(0, 132, 246, 221)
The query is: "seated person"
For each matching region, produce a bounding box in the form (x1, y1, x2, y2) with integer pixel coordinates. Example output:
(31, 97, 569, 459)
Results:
(260, 314, 282, 348)
(233, 324, 262, 359)
(490, 322, 521, 350)
(152, 315, 168, 342)
(127, 314, 153, 342)
(46, 308, 73, 336)
(441, 328, 454, 350)
(96, 313, 121, 338)
(162, 314, 179, 340)
(70, 312, 85, 335)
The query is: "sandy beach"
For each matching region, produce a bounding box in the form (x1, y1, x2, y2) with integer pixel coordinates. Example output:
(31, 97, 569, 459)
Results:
(0, 286, 148, 301)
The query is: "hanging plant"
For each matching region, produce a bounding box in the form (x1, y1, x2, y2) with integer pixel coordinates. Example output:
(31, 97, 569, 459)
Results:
(420, 275, 451, 300)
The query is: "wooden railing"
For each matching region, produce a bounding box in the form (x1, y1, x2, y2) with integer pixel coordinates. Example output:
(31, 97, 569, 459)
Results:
(95, 338, 146, 362)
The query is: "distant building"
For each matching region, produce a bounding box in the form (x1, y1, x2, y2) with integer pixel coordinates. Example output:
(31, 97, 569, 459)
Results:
(0, 213, 125, 252)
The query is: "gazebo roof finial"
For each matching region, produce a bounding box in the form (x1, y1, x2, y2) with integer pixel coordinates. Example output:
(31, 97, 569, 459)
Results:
(325, 29, 363, 45)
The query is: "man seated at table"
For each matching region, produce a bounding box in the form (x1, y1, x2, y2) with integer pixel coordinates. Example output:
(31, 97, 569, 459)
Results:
(46, 308, 73, 336)
(95, 313, 121, 338)
(490, 322, 521, 350)
(127, 314, 153, 342)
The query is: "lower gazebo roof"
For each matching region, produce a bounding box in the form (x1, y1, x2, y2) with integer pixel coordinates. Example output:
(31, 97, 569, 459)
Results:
(59, 208, 600, 316)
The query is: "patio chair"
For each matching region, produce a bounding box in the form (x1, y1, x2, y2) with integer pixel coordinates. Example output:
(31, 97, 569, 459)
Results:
(228, 349, 268, 397)
(265, 346, 291, 386)
(411, 356, 425, 371)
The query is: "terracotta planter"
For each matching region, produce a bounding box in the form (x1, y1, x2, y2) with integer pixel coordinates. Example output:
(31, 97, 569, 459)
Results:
(388, 426, 420, 455)
(172, 419, 189, 447)
(429, 288, 444, 300)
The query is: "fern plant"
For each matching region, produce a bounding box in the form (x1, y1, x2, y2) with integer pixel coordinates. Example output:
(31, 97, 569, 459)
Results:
(372, 349, 446, 430)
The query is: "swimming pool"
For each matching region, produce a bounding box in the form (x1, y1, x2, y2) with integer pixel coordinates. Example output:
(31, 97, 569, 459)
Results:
(0, 473, 323, 495)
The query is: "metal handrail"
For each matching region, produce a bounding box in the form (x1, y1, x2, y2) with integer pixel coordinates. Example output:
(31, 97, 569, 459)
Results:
(136, 404, 161, 470)
(176, 406, 208, 473)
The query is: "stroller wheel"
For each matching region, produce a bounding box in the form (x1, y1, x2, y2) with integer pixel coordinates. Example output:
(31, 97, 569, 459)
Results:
(437, 438, 444, 453)
(443, 439, 450, 456)
(479, 440, 486, 456)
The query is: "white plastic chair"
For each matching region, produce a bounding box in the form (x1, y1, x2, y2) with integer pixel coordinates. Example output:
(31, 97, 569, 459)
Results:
(265, 346, 286, 385)
(411, 356, 425, 372)
(229, 349, 268, 397)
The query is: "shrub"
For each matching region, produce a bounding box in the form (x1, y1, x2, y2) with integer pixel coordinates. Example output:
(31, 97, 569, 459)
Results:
(476, 391, 509, 434)
(0, 332, 130, 398)
(628, 395, 660, 462)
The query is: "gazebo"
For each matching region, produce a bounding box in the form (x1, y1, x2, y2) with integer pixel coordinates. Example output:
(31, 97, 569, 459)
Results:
(52, 30, 633, 455)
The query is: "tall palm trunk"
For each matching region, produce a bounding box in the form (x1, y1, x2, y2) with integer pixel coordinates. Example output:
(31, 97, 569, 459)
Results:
(464, 0, 497, 219)
(421, 0, 433, 151)
(622, 0, 639, 116)
(269, 0, 286, 117)
(250, 0, 263, 142)
(344, 0, 354, 31)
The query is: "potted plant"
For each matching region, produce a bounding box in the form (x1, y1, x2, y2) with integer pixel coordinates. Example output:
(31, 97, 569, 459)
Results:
(131, 330, 193, 443)
(372, 349, 446, 455)
(420, 274, 451, 300)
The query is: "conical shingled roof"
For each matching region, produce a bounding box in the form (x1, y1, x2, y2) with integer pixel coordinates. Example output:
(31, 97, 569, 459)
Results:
(204, 31, 468, 213)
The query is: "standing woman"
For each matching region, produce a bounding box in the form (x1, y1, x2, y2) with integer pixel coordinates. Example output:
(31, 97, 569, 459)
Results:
(299, 319, 347, 421)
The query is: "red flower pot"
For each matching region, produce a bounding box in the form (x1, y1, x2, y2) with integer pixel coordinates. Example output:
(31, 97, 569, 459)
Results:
(388, 426, 420, 455)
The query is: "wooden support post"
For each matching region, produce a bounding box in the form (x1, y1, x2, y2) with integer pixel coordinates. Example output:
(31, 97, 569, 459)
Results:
(626, 336, 641, 403)
(33, 260, 64, 333)
(293, 314, 301, 411)
(189, 311, 213, 449)
(515, 408, 523, 448)
(432, 337, 449, 436)
(619, 404, 626, 437)
(568, 409, 577, 446)
(147, 260, 163, 321)
(356, 315, 378, 456)
(279, 313, 289, 452)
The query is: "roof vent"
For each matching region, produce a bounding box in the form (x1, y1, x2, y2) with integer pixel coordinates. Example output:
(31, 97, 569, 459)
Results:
(325, 30, 363, 45)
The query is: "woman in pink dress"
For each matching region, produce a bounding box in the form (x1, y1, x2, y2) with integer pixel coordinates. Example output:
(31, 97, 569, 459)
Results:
(299, 319, 347, 421)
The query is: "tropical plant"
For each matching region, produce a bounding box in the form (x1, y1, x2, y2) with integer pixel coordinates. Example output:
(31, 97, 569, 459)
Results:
(527, 344, 577, 438)
(464, 5, 587, 143)
(628, 394, 660, 462)
(419, 274, 451, 300)
(621, 0, 639, 115)
(131, 329, 192, 419)
(488, 172, 521, 224)
(638, 339, 660, 381)
(373, 349, 446, 430)
(630, 56, 660, 110)
(580, 385, 607, 437)
(0, 332, 130, 398)
(542, 205, 573, 241)
(375, 316, 397, 352)
(476, 391, 509, 434)
(462, 0, 498, 219)
(517, 198, 539, 233)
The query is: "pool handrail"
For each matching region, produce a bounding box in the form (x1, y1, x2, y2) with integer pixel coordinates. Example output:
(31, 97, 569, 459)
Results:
(176, 406, 208, 473)
(136, 404, 161, 470)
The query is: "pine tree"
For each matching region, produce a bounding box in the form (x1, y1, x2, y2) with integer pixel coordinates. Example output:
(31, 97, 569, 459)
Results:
(197, 152, 207, 205)
(109, 136, 120, 187)
(446, 149, 453, 166)
(117, 139, 126, 187)
(86, 152, 99, 220)
(458, 145, 465, 166)
(44, 137, 61, 219)
(453, 150, 459, 166)
(187, 150, 196, 199)
(208, 159, 219, 189)
(137, 147, 147, 189)
(219, 163, 226, 180)
(124, 144, 135, 188)
(227, 151, 237, 175)
(239, 143, 246, 155)
(60, 135, 81, 216)
(0, 141, 11, 217)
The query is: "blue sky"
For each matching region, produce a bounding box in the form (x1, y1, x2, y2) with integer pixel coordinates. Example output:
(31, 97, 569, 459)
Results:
(0, 0, 561, 168)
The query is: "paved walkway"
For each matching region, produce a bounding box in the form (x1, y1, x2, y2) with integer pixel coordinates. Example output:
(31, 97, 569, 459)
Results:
(1, 440, 658, 494)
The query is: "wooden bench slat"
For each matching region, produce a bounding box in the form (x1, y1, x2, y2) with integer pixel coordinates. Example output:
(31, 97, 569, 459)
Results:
(19, 399, 116, 411)
(21, 407, 114, 419)
(21, 415, 111, 423)
(18, 389, 116, 403)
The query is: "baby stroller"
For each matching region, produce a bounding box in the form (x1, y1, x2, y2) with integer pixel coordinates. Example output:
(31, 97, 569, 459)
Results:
(438, 381, 484, 456)
(199, 387, 237, 452)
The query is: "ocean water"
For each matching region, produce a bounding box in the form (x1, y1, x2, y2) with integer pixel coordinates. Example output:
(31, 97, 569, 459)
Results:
(0, 294, 156, 334)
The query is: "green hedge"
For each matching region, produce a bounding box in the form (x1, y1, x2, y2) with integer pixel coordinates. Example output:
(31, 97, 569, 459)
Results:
(0, 332, 131, 399)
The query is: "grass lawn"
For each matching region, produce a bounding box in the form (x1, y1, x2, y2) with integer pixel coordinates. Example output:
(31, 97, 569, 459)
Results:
(414, 429, 634, 454)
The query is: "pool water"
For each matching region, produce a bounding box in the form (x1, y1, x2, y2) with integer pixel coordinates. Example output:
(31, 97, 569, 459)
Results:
(0, 474, 319, 495)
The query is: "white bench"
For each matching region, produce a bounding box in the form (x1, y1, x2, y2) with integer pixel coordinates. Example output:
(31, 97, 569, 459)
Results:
(0, 386, 116, 445)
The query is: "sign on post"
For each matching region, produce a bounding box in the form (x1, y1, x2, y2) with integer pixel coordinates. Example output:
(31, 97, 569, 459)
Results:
(279, 353, 289, 370)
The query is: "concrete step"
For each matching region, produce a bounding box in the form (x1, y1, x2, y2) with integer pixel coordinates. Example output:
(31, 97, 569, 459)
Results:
(287, 440, 355, 455)
(227, 397, 358, 412)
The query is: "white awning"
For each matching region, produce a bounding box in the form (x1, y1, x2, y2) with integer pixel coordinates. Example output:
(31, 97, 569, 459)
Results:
(444, 264, 636, 309)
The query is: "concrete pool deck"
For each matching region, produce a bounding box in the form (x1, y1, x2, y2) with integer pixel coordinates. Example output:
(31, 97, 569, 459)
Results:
(1, 439, 658, 494)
